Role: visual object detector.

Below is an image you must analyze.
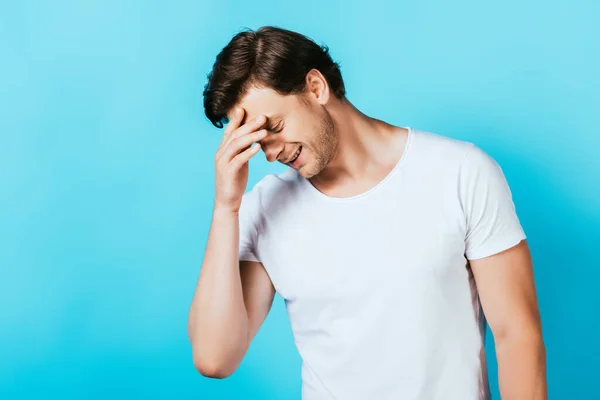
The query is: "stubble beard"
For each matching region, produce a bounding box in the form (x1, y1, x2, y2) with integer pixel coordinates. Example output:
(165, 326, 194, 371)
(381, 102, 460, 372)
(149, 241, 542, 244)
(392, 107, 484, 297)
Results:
(301, 108, 338, 179)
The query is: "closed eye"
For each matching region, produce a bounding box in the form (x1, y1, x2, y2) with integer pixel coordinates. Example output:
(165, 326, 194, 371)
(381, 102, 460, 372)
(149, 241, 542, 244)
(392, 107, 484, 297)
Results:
(271, 122, 284, 133)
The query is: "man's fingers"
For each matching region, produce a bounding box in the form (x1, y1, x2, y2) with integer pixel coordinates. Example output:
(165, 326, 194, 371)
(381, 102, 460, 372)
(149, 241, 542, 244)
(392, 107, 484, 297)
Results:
(222, 107, 245, 143)
(223, 129, 267, 161)
(226, 114, 267, 147)
(222, 108, 266, 146)
(231, 143, 262, 169)
(216, 114, 267, 160)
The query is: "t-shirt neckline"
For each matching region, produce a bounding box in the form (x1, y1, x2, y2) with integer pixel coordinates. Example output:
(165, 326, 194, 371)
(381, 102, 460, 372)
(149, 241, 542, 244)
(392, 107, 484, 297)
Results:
(299, 126, 414, 202)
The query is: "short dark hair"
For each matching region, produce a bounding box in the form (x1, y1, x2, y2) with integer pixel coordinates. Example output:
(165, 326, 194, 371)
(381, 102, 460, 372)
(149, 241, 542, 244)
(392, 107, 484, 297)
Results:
(203, 26, 346, 128)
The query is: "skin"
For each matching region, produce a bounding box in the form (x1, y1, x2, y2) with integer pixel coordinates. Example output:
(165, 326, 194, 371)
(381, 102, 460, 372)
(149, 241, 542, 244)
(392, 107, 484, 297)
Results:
(235, 70, 409, 197)
(188, 69, 547, 398)
(471, 241, 547, 399)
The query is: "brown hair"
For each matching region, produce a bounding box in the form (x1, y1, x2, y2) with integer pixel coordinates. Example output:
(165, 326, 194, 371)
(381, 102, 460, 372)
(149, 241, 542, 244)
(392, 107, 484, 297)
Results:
(203, 26, 346, 128)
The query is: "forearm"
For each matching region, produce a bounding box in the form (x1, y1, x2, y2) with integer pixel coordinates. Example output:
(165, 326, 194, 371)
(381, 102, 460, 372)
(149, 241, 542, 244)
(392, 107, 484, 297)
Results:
(495, 333, 547, 399)
(188, 207, 248, 375)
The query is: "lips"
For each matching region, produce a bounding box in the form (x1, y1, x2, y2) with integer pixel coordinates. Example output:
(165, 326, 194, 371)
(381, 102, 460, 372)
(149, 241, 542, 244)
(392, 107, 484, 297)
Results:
(288, 146, 302, 164)
(282, 146, 302, 164)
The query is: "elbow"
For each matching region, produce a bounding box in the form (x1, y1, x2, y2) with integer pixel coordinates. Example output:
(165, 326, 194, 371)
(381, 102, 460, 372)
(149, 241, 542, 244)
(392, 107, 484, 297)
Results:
(194, 361, 234, 379)
(188, 325, 248, 379)
(192, 350, 239, 379)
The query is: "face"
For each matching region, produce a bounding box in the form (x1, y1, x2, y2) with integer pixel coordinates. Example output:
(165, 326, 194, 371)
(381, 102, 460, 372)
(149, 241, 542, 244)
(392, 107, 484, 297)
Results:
(231, 86, 338, 179)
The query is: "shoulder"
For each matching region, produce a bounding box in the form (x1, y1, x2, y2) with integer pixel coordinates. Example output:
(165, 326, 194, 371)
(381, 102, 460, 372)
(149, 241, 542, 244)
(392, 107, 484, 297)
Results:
(410, 129, 475, 163)
(246, 168, 301, 199)
(239, 169, 303, 216)
(409, 129, 499, 174)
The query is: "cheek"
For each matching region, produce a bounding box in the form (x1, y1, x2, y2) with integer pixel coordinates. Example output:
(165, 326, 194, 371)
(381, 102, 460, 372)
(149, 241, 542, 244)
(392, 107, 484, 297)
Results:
(282, 128, 305, 144)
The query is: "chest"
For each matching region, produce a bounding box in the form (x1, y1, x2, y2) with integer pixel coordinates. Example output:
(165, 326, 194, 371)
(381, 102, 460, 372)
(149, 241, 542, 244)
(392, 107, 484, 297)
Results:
(257, 195, 466, 302)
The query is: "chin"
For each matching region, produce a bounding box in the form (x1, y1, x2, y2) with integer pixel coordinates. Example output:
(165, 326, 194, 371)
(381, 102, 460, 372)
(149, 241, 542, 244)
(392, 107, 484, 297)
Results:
(296, 166, 307, 178)
(295, 165, 310, 178)
(298, 163, 320, 179)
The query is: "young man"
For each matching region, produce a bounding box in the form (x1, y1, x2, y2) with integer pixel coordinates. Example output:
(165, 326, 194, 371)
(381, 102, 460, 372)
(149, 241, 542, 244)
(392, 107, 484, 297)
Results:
(188, 26, 547, 399)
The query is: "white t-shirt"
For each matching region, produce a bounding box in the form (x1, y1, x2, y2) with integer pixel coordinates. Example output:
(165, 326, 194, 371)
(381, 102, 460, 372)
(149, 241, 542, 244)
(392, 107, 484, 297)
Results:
(238, 127, 526, 400)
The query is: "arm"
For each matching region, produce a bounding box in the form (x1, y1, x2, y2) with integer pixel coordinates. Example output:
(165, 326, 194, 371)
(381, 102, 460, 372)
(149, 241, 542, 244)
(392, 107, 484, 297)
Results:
(470, 240, 547, 399)
(188, 106, 275, 378)
(187, 207, 275, 378)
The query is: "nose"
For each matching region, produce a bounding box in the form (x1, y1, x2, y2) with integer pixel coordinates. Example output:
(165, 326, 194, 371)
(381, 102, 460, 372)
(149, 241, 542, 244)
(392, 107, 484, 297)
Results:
(262, 145, 280, 163)
(260, 138, 284, 163)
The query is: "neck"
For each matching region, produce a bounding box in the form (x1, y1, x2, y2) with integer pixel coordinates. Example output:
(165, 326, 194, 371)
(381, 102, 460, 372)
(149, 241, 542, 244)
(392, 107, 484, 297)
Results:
(313, 98, 404, 186)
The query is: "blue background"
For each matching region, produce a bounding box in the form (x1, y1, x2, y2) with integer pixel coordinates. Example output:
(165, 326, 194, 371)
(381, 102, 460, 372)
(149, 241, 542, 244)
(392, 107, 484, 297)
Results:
(1, 1, 598, 399)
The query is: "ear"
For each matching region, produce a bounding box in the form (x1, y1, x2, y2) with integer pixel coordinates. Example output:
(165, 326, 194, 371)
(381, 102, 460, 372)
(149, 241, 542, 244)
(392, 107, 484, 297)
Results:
(305, 69, 330, 105)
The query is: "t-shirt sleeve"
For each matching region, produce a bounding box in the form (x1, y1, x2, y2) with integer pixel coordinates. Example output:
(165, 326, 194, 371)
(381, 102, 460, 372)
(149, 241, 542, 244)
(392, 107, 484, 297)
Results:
(238, 187, 262, 263)
(459, 144, 526, 260)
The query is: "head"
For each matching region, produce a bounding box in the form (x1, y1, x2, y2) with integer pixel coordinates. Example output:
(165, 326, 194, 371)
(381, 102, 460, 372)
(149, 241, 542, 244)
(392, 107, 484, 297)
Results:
(203, 26, 346, 178)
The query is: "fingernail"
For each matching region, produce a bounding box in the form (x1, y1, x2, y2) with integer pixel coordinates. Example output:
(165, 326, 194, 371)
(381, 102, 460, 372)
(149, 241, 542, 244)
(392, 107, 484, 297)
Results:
(256, 115, 264, 122)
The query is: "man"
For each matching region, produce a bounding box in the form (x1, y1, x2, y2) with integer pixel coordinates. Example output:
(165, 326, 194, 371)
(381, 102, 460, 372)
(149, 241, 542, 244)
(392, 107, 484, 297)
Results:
(188, 26, 547, 399)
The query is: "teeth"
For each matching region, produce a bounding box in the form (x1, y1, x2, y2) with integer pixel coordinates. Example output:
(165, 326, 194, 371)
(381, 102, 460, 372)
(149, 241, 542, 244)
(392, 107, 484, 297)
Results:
(289, 147, 301, 163)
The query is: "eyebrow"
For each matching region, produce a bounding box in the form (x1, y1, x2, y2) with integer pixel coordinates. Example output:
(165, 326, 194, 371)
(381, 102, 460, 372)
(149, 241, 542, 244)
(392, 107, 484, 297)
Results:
(264, 114, 284, 130)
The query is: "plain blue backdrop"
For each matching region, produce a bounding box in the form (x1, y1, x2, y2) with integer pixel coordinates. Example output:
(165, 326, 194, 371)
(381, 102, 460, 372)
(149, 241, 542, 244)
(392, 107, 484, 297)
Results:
(1, 1, 599, 399)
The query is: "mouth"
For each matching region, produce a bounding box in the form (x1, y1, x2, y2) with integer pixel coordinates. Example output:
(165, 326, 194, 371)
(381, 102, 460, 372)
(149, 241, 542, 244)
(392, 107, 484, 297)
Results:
(286, 146, 303, 167)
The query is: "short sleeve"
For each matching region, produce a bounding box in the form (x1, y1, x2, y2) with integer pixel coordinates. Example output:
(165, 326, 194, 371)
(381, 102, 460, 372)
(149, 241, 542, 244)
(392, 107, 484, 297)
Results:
(238, 186, 262, 263)
(459, 145, 526, 260)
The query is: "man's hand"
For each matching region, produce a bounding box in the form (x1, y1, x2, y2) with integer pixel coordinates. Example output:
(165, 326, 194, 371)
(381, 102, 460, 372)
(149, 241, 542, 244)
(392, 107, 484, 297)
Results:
(214, 107, 267, 213)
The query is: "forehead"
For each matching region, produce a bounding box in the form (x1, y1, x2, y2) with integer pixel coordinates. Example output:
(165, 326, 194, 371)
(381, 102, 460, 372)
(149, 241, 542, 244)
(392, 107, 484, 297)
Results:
(228, 86, 298, 122)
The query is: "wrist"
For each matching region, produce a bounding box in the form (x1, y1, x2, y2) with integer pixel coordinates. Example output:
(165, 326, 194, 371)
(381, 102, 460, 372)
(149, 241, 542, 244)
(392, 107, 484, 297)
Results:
(213, 204, 240, 217)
